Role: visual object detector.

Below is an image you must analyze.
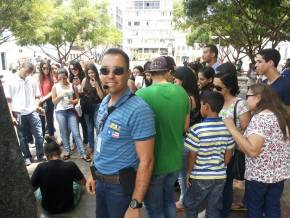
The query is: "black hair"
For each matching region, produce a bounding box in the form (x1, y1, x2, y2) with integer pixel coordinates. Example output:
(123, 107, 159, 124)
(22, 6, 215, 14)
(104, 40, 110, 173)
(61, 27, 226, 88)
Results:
(215, 63, 240, 96)
(144, 61, 152, 72)
(103, 48, 130, 70)
(133, 65, 144, 74)
(84, 63, 105, 96)
(57, 68, 69, 77)
(188, 61, 204, 73)
(257, 48, 281, 67)
(200, 66, 215, 79)
(44, 141, 61, 158)
(69, 60, 85, 83)
(200, 90, 224, 113)
(164, 56, 176, 72)
(205, 44, 218, 59)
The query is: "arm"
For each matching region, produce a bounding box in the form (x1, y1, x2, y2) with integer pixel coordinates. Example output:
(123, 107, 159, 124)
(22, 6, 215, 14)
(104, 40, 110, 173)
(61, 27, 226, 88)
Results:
(184, 114, 190, 132)
(51, 85, 64, 105)
(6, 98, 18, 125)
(224, 149, 233, 165)
(70, 86, 80, 105)
(124, 137, 154, 218)
(86, 173, 95, 195)
(224, 119, 265, 158)
(238, 111, 251, 133)
(187, 151, 197, 175)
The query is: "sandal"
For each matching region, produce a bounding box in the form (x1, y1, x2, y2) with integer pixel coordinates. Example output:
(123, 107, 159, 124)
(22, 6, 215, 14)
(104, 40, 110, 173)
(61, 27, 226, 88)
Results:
(63, 155, 70, 160)
(231, 203, 247, 210)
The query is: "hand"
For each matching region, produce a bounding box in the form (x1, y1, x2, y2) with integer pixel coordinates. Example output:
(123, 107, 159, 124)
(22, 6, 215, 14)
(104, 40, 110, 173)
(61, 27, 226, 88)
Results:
(12, 117, 18, 126)
(124, 207, 141, 218)
(68, 99, 75, 104)
(36, 107, 45, 114)
(224, 118, 236, 130)
(86, 177, 96, 195)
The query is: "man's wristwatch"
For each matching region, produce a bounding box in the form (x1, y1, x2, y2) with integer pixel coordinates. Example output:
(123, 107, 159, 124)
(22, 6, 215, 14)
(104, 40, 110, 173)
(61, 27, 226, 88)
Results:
(129, 199, 143, 209)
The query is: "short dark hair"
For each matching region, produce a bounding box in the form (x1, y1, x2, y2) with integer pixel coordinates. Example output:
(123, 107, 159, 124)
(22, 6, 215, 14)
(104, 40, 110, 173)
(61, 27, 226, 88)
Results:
(215, 63, 240, 96)
(201, 90, 224, 113)
(44, 141, 61, 158)
(257, 48, 281, 67)
(200, 66, 215, 79)
(164, 56, 176, 72)
(57, 68, 69, 77)
(188, 61, 204, 73)
(133, 65, 144, 73)
(205, 44, 218, 59)
(103, 48, 130, 70)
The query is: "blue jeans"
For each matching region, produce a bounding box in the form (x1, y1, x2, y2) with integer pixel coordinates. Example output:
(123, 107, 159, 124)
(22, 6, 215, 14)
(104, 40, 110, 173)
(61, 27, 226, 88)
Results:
(95, 180, 131, 218)
(56, 109, 85, 156)
(221, 175, 233, 218)
(183, 179, 226, 218)
(16, 111, 44, 160)
(178, 149, 188, 203)
(245, 180, 284, 218)
(144, 171, 179, 218)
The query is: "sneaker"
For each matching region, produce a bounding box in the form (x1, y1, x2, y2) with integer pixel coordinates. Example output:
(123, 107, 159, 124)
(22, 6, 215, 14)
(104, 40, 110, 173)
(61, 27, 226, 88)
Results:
(25, 158, 31, 166)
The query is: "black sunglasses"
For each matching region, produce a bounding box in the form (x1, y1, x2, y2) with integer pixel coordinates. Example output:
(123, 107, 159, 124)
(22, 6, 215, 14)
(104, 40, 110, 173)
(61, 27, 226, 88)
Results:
(100, 67, 125, 75)
(214, 85, 223, 92)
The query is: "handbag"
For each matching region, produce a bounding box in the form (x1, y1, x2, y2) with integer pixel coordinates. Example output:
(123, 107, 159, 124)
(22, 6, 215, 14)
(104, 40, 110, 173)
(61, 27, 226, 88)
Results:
(228, 99, 245, 180)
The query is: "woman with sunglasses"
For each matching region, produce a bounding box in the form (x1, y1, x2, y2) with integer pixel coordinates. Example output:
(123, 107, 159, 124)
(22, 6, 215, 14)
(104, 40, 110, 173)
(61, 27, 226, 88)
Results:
(173, 66, 202, 211)
(81, 63, 105, 155)
(224, 84, 290, 218)
(51, 68, 90, 161)
(214, 63, 251, 217)
(38, 60, 55, 140)
(69, 61, 88, 149)
(198, 66, 215, 96)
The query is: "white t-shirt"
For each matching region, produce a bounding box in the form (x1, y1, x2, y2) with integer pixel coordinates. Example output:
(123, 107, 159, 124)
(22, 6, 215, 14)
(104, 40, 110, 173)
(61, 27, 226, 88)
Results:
(4, 73, 40, 115)
(54, 83, 74, 111)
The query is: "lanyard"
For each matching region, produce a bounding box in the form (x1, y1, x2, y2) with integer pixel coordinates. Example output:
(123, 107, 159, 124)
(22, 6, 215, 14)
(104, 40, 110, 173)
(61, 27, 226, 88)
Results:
(97, 93, 135, 132)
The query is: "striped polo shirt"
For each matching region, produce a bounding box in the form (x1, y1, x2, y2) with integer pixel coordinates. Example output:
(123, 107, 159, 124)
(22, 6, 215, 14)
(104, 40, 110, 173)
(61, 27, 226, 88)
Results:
(93, 89, 156, 175)
(185, 117, 235, 179)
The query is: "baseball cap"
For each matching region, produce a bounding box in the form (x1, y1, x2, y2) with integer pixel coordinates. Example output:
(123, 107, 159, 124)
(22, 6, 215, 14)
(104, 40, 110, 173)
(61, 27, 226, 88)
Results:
(149, 56, 169, 72)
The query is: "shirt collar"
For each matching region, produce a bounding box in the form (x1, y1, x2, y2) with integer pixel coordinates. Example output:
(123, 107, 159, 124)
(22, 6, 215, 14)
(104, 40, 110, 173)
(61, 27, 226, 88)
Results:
(203, 117, 222, 122)
(104, 88, 132, 107)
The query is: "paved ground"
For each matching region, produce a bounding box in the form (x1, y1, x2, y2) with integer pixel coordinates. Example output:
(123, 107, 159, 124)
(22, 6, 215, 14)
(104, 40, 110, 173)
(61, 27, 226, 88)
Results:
(26, 148, 290, 218)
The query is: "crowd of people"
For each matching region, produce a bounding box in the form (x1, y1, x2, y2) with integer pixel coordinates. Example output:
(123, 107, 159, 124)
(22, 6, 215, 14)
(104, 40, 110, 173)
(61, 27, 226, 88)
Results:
(3, 45, 290, 218)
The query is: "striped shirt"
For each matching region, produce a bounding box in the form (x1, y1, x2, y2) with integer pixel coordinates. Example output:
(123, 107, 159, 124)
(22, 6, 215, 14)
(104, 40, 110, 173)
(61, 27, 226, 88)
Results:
(185, 117, 235, 179)
(93, 89, 156, 175)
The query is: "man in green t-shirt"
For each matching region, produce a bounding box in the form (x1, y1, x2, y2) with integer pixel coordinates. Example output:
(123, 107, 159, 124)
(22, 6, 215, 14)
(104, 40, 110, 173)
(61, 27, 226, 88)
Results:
(136, 56, 190, 217)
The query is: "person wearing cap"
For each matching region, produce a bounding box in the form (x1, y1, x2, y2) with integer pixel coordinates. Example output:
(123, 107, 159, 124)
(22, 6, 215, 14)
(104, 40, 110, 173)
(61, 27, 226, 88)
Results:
(136, 56, 190, 217)
(86, 48, 156, 218)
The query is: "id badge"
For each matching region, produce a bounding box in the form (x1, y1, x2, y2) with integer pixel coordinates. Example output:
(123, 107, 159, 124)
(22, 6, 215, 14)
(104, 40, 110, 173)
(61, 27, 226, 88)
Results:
(96, 136, 102, 153)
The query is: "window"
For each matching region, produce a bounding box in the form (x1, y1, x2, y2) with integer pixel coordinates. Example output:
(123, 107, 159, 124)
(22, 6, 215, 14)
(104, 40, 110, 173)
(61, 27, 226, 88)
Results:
(128, 21, 131, 26)
(1, 52, 6, 70)
(128, 39, 132, 44)
(134, 1, 143, 9)
(144, 1, 160, 9)
(134, 21, 140, 26)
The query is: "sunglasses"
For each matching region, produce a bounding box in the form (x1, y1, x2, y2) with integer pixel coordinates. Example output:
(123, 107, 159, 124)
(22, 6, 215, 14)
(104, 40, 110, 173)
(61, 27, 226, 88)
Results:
(42, 67, 49, 70)
(214, 85, 223, 92)
(100, 67, 125, 75)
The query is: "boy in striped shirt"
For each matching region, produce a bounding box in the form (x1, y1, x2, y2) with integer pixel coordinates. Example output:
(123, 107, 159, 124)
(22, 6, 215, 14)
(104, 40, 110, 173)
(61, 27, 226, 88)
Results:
(183, 91, 235, 217)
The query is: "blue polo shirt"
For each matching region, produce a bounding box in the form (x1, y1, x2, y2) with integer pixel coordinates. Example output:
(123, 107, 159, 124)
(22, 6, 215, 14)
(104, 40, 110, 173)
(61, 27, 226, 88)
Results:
(93, 89, 156, 175)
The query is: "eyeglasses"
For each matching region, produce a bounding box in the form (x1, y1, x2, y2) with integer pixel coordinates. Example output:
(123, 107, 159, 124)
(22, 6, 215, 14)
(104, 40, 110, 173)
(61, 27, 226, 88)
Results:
(246, 94, 254, 99)
(214, 85, 223, 92)
(100, 67, 125, 75)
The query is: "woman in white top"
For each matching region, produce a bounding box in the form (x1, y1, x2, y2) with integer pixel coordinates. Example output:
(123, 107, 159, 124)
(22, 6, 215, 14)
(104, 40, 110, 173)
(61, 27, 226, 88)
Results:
(214, 63, 251, 217)
(51, 68, 90, 161)
(225, 84, 290, 218)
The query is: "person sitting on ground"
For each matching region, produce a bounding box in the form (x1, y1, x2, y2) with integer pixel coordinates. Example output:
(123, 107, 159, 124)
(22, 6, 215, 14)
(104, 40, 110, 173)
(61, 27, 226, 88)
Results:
(31, 140, 86, 214)
(183, 91, 235, 217)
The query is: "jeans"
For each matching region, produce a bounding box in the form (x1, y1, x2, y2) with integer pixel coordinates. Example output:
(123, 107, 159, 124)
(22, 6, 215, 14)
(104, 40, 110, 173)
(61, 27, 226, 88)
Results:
(40, 97, 55, 137)
(84, 103, 98, 152)
(16, 111, 44, 160)
(95, 180, 131, 218)
(144, 171, 179, 218)
(245, 180, 284, 218)
(56, 109, 85, 156)
(221, 174, 233, 218)
(178, 149, 188, 203)
(183, 179, 226, 218)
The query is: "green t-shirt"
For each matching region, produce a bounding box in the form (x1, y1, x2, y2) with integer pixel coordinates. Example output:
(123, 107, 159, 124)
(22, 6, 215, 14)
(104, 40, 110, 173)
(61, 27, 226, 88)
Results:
(136, 83, 189, 175)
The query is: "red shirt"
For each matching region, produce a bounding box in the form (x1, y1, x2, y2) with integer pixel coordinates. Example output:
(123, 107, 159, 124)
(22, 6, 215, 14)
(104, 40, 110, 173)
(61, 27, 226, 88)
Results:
(41, 76, 52, 96)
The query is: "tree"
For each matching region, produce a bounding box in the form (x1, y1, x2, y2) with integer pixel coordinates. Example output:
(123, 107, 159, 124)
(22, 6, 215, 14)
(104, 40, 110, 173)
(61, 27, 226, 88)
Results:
(0, 0, 35, 44)
(177, 0, 290, 62)
(14, 0, 121, 63)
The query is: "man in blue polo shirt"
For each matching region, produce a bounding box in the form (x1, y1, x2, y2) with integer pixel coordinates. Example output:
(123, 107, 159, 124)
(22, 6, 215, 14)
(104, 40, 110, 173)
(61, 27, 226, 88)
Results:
(256, 48, 290, 112)
(86, 48, 156, 218)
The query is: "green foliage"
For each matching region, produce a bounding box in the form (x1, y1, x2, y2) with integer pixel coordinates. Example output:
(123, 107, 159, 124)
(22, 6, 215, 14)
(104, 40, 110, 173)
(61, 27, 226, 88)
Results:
(12, 0, 121, 63)
(178, 0, 290, 62)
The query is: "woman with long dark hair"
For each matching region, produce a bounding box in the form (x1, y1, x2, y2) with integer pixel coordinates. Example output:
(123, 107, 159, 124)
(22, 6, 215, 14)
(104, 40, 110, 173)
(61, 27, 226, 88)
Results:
(214, 63, 251, 217)
(198, 66, 215, 95)
(69, 61, 88, 148)
(81, 63, 105, 154)
(173, 66, 201, 211)
(38, 60, 55, 140)
(224, 84, 290, 218)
